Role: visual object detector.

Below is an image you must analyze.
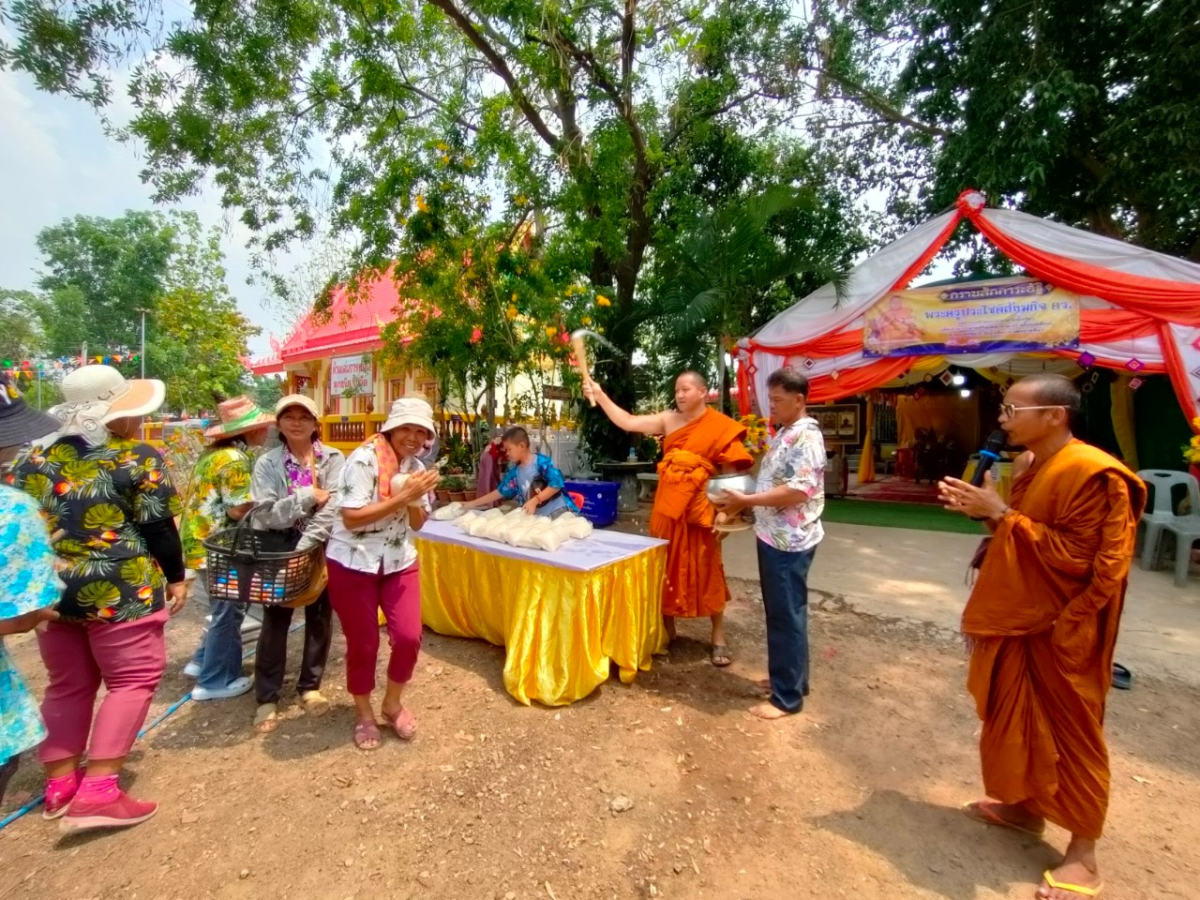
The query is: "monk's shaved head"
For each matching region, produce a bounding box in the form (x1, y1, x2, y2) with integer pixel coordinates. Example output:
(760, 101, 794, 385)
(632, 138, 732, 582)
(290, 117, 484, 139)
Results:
(677, 371, 708, 390)
(1020, 374, 1082, 416)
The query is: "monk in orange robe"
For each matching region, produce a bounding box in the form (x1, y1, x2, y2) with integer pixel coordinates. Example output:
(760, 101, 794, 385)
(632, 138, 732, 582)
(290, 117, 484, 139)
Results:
(938, 374, 1145, 900)
(587, 373, 752, 664)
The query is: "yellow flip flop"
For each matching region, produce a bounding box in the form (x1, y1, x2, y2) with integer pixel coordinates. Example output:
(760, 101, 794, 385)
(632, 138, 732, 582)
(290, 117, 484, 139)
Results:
(1041, 870, 1103, 897)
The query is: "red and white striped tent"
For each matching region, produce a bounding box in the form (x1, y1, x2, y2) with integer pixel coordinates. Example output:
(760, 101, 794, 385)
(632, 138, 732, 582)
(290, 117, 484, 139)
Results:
(736, 190, 1200, 433)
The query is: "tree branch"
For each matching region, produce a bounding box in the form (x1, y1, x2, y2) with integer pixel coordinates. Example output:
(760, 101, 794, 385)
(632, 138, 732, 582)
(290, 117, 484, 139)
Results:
(424, 0, 562, 151)
(802, 66, 950, 138)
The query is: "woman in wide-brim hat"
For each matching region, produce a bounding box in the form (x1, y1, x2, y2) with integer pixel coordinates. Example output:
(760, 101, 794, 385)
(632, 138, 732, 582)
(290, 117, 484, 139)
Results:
(9, 364, 187, 835)
(179, 397, 275, 703)
(246, 394, 344, 733)
(0, 373, 65, 808)
(325, 397, 440, 750)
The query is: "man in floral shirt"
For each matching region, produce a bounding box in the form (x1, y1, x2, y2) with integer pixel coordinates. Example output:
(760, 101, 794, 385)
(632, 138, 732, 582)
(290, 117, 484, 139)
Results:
(716, 367, 825, 720)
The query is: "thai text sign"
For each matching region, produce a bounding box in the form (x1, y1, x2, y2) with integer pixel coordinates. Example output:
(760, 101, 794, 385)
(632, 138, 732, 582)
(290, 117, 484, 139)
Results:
(862, 278, 1080, 357)
(329, 354, 374, 396)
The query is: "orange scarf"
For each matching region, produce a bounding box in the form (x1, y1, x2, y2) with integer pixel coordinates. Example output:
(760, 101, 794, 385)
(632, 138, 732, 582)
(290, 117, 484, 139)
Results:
(655, 449, 717, 526)
(365, 433, 400, 499)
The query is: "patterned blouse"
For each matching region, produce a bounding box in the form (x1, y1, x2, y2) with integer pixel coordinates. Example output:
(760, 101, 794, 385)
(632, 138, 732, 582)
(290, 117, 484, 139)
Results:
(179, 446, 254, 569)
(326, 444, 431, 575)
(753, 417, 826, 553)
(9, 436, 182, 622)
(0, 486, 62, 760)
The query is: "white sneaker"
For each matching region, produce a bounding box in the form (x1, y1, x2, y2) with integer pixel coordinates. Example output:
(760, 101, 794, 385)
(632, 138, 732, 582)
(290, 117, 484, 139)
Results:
(183, 662, 201, 678)
(191, 676, 253, 701)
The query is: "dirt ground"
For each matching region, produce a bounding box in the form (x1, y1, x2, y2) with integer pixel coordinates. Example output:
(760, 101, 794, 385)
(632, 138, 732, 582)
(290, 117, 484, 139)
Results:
(1, 580, 1197, 900)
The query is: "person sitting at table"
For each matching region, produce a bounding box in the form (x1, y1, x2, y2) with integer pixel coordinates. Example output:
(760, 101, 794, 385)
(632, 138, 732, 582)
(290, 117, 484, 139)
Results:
(462, 426, 579, 517)
(325, 398, 441, 751)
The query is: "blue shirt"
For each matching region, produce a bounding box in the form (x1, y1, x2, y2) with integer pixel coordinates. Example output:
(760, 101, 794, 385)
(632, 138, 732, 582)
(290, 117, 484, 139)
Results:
(497, 453, 579, 517)
(0, 486, 61, 761)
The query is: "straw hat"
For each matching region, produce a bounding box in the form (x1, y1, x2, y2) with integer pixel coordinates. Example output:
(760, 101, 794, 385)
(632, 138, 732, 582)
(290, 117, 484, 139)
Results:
(380, 397, 436, 437)
(275, 394, 319, 419)
(0, 372, 61, 449)
(204, 396, 275, 439)
(53, 365, 167, 446)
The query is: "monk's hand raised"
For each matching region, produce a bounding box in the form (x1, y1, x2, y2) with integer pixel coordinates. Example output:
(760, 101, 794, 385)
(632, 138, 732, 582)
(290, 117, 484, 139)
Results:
(937, 473, 1007, 521)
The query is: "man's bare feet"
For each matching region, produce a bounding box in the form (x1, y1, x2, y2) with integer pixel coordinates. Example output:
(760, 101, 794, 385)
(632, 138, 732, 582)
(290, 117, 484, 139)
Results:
(1037, 837, 1102, 899)
(961, 799, 1045, 837)
(749, 702, 793, 720)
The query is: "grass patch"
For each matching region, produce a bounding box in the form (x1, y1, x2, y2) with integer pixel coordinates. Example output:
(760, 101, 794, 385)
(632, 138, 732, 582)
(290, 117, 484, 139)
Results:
(823, 498, 986, 535)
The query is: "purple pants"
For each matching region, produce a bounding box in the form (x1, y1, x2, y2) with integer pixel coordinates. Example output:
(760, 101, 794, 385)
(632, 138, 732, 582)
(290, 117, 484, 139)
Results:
(36, 608, 168, 763)
(326, 559, 422, 696)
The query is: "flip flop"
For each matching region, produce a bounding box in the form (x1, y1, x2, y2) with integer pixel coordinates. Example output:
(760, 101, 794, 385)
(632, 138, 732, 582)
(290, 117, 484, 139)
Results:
(710, 644, 733, 668)
(1039, 869, 1103, 897)
(961, 800, 1045, 837)
(354, 720, 382, 751)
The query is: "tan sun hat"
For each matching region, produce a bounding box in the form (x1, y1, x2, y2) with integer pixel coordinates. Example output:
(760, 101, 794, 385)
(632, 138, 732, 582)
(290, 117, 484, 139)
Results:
(275, 394, 319, 419)
(204, 396, 275, 439)
(380, 397, 436, 437)
(53, 365, 167, 446)
(61, 365, 166, 423)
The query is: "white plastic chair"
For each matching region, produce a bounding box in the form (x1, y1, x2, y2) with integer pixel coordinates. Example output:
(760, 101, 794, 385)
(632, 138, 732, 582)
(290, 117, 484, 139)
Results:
(1137, 470, 1200, 586)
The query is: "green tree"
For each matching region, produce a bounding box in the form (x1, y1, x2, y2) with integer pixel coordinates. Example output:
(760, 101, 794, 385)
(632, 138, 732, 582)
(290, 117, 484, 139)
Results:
(0, 0, 837, 460)
(0, 290, 47, 362)
(34, 210, 176, 354)
(804, 0, 1200, 259)
(249, 375, 284, 410)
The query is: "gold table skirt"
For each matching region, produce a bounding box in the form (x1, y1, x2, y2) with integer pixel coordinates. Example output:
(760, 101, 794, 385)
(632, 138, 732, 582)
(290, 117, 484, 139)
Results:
(415, 537, 669, 706)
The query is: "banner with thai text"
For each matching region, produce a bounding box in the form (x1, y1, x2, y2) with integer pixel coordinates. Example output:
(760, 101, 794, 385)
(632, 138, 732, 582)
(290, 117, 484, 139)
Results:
(862, 277, 1081, 357)
(329, 354, 374, 396)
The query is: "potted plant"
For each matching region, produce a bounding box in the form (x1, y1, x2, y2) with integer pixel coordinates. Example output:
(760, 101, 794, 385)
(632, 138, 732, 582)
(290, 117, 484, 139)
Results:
(462, 485, 478, 502)
(436, 476, 453, 504)
(446, 475, 467, 502)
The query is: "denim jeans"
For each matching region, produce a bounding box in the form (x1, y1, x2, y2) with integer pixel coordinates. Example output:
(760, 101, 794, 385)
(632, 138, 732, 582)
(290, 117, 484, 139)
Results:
(189, 572, 247, 690)
(756, 539, 817, 714)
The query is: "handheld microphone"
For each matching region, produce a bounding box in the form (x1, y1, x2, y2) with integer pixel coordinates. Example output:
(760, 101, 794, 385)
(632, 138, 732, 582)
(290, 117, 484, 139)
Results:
(971, 430, 1008, 487)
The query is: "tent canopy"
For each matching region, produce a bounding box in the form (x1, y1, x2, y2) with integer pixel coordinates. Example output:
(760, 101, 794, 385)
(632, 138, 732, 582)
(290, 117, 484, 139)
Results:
(737, 190, 1200, 430)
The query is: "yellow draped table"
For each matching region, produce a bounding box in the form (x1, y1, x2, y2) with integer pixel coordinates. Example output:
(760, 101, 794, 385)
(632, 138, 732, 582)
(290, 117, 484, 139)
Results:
(415, 521, 669, 706)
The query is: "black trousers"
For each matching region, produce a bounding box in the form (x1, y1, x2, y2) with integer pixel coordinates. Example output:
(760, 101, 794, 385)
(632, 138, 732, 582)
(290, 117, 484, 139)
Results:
(254, 589, 333, 705)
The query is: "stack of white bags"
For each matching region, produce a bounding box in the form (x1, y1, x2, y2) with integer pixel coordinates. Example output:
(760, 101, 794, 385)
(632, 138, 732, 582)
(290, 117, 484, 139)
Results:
(432, 505, 593, 552)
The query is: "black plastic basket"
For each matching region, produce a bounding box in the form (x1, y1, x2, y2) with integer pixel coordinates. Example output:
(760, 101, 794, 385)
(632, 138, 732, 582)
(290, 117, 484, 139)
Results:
(202, 505, 321, 606)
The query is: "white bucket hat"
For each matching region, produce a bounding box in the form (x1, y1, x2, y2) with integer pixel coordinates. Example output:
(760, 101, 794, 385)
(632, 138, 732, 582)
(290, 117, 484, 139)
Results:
(52, 365, 166, 445)
(380, 397, 436, 437)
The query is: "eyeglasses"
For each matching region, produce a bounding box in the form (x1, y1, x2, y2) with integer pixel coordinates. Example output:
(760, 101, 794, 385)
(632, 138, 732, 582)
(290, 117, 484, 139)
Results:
(999, 404, 1065, 419)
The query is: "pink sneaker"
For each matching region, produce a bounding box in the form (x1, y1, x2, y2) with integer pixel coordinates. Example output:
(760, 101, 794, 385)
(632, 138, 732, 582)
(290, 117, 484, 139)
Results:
(60, 790, 158, 834)
(43, 770, 83, 820)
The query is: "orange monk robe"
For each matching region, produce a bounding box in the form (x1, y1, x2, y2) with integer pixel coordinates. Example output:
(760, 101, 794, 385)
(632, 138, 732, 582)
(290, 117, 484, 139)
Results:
(963, 440, 1146, 840)
(650, 409, 754, 619)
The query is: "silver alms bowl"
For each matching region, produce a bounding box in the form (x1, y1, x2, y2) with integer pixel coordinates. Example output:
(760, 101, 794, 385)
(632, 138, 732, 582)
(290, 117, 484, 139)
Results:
(705, 473, 756, 501)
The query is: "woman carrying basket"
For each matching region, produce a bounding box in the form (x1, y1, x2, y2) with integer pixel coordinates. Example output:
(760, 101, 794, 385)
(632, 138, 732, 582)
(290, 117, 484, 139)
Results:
(326, 397, 439, 751)
(179, 396, 274, 701)
(248, 395, 344, 734)
(9, 365, 187, 834)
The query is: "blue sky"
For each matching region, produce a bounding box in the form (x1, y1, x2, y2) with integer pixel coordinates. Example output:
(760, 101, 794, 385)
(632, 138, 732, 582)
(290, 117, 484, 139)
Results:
(0, 61, 287, 356)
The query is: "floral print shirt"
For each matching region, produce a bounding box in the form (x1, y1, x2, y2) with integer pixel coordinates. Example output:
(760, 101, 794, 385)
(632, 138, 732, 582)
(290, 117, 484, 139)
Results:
(0, 486, 60, 760)
(282, 441, 326, 493)
(326, 443, 431, 575)
(753, 417, 826, 553)
(179, 446, 254, 569)
(497, 453, 578, 517)
(9, 436, 183, 623)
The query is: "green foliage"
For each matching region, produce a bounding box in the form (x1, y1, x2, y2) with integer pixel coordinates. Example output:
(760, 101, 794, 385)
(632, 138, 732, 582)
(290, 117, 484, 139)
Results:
(807, 0, 1200, 259)
(33, 210, 176, 355)
(249, 375, 285, 410)
(0, 290, 47, 361)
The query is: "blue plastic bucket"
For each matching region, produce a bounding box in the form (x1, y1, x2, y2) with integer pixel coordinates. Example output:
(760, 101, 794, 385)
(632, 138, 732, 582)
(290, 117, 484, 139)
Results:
(564, 480, 619, 527)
